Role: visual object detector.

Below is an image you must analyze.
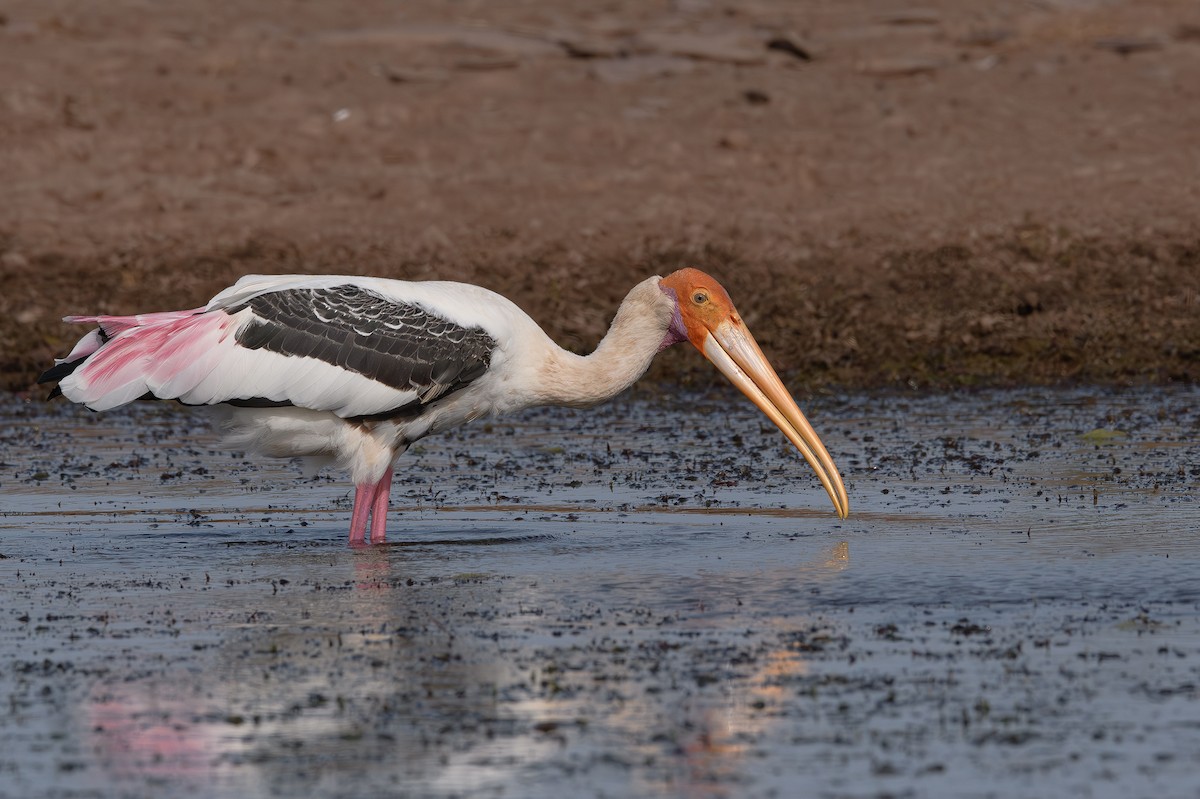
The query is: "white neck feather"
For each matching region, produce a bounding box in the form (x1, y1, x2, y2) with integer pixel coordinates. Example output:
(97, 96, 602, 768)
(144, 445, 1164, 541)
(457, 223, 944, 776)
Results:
(535, 277, 676, 408)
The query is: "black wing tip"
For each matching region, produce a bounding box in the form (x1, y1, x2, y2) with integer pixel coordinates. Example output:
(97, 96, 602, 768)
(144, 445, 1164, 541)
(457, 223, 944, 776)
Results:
(39, 357, 91, 400)
(38, 356, 90, 391)
(37, 364, 69, 385)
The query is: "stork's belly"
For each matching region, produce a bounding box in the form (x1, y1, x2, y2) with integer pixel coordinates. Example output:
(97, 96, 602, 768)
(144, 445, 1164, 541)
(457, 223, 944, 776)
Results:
(209, 379, 503, 484)
(214, 406, 400, 484)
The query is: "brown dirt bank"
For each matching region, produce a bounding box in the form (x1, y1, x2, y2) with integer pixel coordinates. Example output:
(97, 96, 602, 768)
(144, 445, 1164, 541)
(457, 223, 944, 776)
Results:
(2, 0, 1199, 392)
(4, 226, 1197, 393)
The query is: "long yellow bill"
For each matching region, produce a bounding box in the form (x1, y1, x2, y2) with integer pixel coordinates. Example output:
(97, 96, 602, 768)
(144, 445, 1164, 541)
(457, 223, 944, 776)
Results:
(701, 319, 849, 519)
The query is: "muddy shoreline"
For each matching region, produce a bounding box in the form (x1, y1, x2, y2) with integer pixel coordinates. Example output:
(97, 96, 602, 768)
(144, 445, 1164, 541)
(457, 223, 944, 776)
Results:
(5, 225, 1200, 395)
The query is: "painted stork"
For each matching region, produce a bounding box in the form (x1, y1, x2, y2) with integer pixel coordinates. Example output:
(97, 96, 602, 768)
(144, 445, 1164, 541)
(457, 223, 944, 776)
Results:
(39, 268, 849, 545)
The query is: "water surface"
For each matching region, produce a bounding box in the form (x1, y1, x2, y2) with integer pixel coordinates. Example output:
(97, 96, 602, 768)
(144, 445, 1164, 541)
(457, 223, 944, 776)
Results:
(1, 387, 1198, 798)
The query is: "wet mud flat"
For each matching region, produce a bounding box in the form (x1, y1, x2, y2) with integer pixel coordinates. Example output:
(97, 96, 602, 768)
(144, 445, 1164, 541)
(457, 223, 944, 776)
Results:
(1, 386, 1198, 798)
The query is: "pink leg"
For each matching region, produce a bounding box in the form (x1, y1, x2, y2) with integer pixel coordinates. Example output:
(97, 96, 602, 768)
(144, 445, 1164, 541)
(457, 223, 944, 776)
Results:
(369, 467, 394, 544)
(348, 484, 373, 547)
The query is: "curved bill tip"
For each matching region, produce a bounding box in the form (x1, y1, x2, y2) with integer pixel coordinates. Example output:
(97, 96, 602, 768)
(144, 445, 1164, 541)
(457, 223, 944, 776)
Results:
(701, 321, 849, 520)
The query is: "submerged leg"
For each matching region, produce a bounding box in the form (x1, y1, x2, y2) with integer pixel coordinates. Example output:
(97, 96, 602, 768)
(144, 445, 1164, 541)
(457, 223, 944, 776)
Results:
(369, 467, 394, 544)
(348, 483, 373, 546)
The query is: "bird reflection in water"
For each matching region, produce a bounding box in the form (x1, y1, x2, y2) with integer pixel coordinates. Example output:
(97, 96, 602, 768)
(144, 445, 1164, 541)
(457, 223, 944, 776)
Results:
(80, 540, 850, 796)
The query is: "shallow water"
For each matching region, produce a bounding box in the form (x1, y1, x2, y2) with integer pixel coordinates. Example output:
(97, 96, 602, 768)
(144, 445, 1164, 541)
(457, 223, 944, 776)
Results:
(1, 386, 1198, 799)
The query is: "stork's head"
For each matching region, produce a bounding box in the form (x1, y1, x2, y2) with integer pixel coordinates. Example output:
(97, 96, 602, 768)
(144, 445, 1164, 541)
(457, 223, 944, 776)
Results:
(659, 268, 849, 520)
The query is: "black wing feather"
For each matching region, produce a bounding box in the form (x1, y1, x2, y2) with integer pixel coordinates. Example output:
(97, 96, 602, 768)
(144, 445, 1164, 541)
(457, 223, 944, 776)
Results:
(230, 285, 496, 410)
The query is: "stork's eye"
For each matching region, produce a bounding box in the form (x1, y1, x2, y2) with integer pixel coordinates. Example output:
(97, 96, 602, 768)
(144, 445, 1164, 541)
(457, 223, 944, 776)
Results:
(692, 291, 709, 305)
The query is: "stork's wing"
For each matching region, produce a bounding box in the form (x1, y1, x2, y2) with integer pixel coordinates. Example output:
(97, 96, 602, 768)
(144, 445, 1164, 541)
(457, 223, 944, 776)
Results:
(43, 282, 498, 419)
(230, 285, 495, 402)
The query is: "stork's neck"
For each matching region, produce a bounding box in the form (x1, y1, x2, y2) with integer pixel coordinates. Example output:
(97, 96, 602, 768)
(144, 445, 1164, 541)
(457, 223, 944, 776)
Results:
(536, 277, 679, 408)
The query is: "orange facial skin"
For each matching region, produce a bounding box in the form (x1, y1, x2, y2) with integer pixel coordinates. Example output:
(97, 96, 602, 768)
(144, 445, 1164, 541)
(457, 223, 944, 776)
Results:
(659, 268, 742, 350)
